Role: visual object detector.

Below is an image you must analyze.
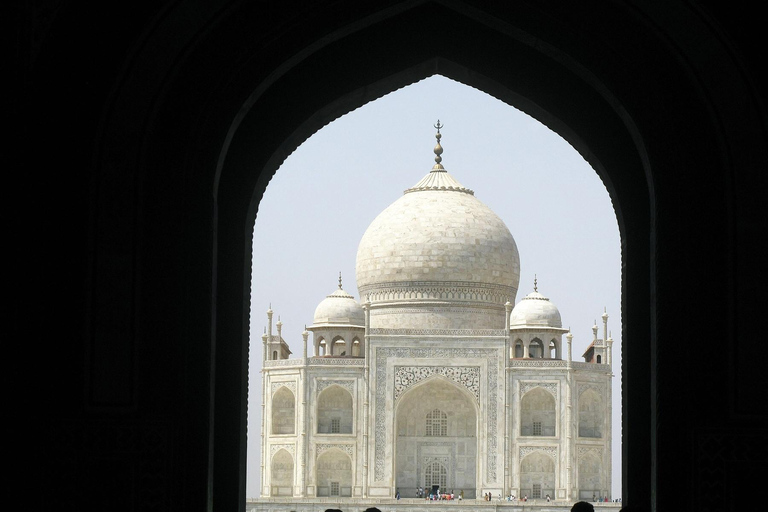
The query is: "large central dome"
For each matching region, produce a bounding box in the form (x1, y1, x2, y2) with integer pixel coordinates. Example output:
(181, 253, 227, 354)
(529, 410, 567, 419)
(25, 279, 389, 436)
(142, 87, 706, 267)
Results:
(355, 126, 520, 330)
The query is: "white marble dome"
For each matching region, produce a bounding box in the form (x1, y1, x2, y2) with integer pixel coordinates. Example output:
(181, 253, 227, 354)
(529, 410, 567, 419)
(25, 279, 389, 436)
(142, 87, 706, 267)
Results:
(313, 287, 365, 326)
(355, 158, 520, 329)
(510, 290, 563, 328)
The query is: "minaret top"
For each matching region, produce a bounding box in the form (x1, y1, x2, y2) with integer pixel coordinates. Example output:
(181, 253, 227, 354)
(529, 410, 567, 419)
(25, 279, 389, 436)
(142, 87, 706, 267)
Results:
(432, 120, 445, 171)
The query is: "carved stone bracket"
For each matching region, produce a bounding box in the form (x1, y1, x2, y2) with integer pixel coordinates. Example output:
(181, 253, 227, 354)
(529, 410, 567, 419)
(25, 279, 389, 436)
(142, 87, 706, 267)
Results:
(271, 381, 297, 396)
(270, 443, 296, 458)
(316, 443, 355, 458)
(394, 366, 480, 402)
(316, 379, 355, 394)
(519, 445, 557, 461)
(519, 381, 558, 399)
(577, 445, 602, 459)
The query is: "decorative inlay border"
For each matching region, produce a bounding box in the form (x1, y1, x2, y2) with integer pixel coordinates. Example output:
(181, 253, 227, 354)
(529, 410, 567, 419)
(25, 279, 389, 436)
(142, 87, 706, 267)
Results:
(263, 359, 301, 367)
(316, 379, 355, 394)
(271, 381, 296, 396)
(577, 446, 602, 459)
(270, 443, 295, 458)
(510, 360, 610, 372)
(371, 328, 506, 337)
(361, 280, 514, 305)
(576, 382, 604, 398)
(316, 443, 354, 458)
(310, 357, 365, 366)
(519, 381, 558, 399)
(394, 366, 480, 402)
(375, 346, 501, 482)
(519, 445, 557, 460)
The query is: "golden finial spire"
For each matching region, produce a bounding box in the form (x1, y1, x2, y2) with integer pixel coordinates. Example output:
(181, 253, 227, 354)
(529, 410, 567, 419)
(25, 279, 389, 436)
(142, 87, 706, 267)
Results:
(432, 120, 444, 170)
(338, 271, 343, 289)
(534, 274, 538, 292)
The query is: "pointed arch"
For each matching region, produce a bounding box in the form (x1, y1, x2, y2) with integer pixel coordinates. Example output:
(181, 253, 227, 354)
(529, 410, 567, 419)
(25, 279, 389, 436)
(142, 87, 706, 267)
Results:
(578, 388, 604, 438)
(315, 448, 353, 497)
(520, 387, 556, 436)
(394, 376, 478, 499)
(271, 386, 295, 435)
(270, 448, 294, 496)
(317, 384, 353, 434)
(520, 450, 556, 500)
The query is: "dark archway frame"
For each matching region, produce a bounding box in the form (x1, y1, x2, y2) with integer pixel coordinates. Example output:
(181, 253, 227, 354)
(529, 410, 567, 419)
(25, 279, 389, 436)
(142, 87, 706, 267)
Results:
(212, 4, 652, 506)
(85, 2, 760, 511)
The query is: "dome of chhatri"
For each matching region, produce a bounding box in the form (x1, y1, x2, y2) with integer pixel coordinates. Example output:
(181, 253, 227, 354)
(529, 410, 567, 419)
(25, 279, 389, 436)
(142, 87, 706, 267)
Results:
(509, 284, 563, 328)
(313, 277, 365, 327)
(355, 123, 520, 329)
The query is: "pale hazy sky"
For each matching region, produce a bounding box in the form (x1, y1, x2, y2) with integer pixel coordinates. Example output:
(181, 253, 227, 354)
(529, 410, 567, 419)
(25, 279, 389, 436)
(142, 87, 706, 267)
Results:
(247, 75, 622, 499)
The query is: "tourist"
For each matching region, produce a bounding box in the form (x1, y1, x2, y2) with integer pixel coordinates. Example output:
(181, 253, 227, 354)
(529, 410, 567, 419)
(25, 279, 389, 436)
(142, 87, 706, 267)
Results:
(571, 501, 595, 512)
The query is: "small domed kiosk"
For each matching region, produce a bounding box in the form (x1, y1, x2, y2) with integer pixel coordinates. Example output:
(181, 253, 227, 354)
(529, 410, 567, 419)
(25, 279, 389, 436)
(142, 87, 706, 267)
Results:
(308, 273, 365, 357)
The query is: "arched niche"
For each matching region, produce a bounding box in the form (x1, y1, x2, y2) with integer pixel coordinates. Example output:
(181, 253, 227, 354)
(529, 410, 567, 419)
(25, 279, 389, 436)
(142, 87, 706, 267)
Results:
(578, 389, 603, 438)
(578, 453, 603, 500)
(513, 339, 524, 358)
(549, 339, 560, 359)
(394, 377, 478, 499)
(520, 451, 556, 500)
(270, 449, 294, 496)
(528, 338, 544, 359)
(271, 386, 296, 435)
(317, 385, 353, 434)
(315, 448, 353, 497)
(331, 336, 346, 356)
(520, 387, 556, 436)
(317, 338, 327, 356)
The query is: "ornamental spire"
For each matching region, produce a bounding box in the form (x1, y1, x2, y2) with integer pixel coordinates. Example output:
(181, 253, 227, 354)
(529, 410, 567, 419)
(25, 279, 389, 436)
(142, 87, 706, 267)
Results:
(432, 120, 445, 171)
(338, 271, 343, 289)
(534, 274, 538, 292)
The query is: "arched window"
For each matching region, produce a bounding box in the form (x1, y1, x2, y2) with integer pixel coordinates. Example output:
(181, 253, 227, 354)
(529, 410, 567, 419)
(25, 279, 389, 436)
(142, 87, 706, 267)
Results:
(317, 385, 354, 434)
(332, 336, 345, 356)
(425, 461, 447, 490)
(520, 452, 556, 501)
(318, 339, 326, 356)
(549, 339, 559, 359)
(316, 449, 352, 497)
(578, 453, 602, 500)
(514, 340, 524, 358)
(272, 350, 278, 360)
(425, 409, 448, 436)
(578, 389, 603, 438)
(521, 387, 556, 436)
(270, 449, 294, 496)
(271, 386, 295, 434)
(596, 354, 602, 364)
(352, 338, 360, 357)
(529, 338, 544, 358)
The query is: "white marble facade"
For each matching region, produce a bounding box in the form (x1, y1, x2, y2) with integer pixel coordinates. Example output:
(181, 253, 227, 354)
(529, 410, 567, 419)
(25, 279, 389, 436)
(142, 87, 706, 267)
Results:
(259, 126, 613, 502)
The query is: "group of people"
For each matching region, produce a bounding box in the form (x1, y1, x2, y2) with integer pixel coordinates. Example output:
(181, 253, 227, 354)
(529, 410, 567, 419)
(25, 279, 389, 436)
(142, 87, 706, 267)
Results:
(416, 487, 460, 500)
(481, 492, 553, 502)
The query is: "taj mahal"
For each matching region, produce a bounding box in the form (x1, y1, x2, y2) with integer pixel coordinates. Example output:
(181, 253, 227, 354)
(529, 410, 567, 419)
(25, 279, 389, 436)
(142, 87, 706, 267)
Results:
(255, 124, 614, 508)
